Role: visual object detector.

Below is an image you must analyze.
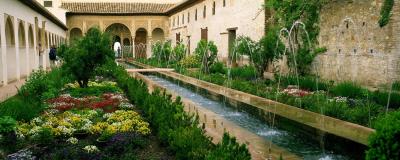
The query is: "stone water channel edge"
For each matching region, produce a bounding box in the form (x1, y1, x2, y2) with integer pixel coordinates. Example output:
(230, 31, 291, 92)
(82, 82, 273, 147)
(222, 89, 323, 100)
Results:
(128, 70, 301, 160)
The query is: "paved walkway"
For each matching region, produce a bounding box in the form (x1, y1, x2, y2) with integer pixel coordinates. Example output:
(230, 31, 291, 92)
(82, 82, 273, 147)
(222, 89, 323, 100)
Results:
(0, 79, 26, 102)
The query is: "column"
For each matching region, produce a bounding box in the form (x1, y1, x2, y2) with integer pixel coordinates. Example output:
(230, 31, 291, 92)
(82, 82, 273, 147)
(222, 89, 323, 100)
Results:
(147, 20, 152, 58)
(0, 14, 7, 85)
(24, 22, 30, 75)
(131, 35, 135, 59)
(40, 21, 46, 70)
(82, 21, 87, 35)
(147, 35, 152, 59)
(33, 17, 38, 70)
(14, 18, 20, 81)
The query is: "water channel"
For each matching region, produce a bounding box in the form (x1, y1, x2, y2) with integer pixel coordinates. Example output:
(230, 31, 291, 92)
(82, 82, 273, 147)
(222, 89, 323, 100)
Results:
(121, 62, 353, 160)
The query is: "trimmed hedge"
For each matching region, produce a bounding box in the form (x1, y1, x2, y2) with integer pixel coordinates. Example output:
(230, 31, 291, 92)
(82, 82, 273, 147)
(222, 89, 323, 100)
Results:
(106, 62, 251, 160)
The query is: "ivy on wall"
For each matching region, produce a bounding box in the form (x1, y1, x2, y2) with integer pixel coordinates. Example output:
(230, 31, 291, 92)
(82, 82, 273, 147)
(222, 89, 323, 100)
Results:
(265, 0, 327, 75)
(266, 0, 326, 44)
(378, 0, 394, 27)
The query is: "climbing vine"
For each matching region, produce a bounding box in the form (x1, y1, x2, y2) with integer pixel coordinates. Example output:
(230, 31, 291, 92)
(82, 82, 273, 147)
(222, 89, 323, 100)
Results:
(378, 0, 394, 27)
(266, 0, 327, 75)
(266, 0, 325, 44)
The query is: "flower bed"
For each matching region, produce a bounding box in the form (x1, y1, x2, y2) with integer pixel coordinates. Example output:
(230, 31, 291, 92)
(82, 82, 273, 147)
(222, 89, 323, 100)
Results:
(0, 80, 172, 159)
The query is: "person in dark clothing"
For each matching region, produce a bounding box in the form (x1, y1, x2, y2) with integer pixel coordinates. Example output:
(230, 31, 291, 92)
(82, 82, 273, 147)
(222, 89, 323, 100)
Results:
(49, 45, 57, 68)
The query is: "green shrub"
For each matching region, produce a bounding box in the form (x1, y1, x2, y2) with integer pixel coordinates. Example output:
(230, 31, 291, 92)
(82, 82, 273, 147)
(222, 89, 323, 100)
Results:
(110, 63, 250, 159)
(366, 111, 400, 159)
(0, 96, 43, 121)
(152, 41, 173, 62)
(179, 54, 201, 68)
(0, 116, 16, 134)
(18, 67, 69, 101)
(209, 62, 226, 74)
(207, 132, 251, 160)
(195, 40, 218, 74)
(61, 27, 114, 88)
(287, 47, 325, 76)
(206, 74, 226, 86)
(235, 27, 284, 77)
(392, 81, 400, 91)
(344, 103, 382, 127)
(372, 91, 400, 109)
(331, 82, 367, 99)
(230, 66, 257, 80)
(66, 84, 121, 97)
(279, 75, 329, 91)
(378, 0, 394, 27)
(172, 43, 186, 62)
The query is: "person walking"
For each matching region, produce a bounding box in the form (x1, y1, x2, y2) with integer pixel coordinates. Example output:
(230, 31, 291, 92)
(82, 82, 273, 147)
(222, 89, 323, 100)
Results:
(49, 45, 57, 68)
(117, 46, 121, 58)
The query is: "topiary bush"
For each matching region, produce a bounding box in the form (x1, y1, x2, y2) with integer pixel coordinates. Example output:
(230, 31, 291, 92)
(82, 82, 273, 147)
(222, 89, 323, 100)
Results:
(366, 111, 400, 159)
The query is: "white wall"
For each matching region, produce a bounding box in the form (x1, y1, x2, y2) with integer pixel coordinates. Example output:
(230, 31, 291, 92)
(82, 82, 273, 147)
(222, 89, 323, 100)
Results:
(169, 0, 265, 61)
(0, 0, 67, 85)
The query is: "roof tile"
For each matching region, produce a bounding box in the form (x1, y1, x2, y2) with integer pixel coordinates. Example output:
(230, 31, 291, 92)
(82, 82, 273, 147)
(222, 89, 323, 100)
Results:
(61, 2, 175, 14)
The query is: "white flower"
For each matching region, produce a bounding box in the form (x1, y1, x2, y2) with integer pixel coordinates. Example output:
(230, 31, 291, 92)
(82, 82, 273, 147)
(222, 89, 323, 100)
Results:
(83, 145, 99, 153)
(28, 126, 42, 138)
(32, 117, 43, 125)
(57, 126, 74, 136)
(103, 113, 112, 119)
(119, 102, 135, 110)
(66, 137, 78, 144)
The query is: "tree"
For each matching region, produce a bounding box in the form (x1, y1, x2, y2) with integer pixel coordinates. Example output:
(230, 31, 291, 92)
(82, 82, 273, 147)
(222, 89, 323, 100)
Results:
(195, 40, 218, 74)
(61, 27, 114, 88)
(235, 27, 284, 77)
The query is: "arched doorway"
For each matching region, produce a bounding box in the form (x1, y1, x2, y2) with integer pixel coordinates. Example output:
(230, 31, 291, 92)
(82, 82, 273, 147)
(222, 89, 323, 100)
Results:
(18, 21, 27, 77)
(28, 25, 35, 71)
(112, 36, 121, 57)
(105, 23, 132, 58)
(6, 16, 17, 82)
(69, 28, 83, 44)
(135, 28, 147, 59)
(152, 28, 165, 42)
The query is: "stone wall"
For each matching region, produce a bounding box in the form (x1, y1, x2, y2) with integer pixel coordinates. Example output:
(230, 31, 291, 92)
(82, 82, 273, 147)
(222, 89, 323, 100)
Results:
(314, 0, 400, 87)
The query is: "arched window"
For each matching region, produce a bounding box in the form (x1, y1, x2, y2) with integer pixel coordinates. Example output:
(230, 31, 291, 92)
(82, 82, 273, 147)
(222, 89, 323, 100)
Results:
(223, 0, 226, 7)
(182, 14, 185, 24)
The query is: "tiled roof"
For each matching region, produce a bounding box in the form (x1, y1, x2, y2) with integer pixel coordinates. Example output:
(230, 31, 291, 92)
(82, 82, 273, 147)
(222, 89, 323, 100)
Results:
(61, 2, 176, 14)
